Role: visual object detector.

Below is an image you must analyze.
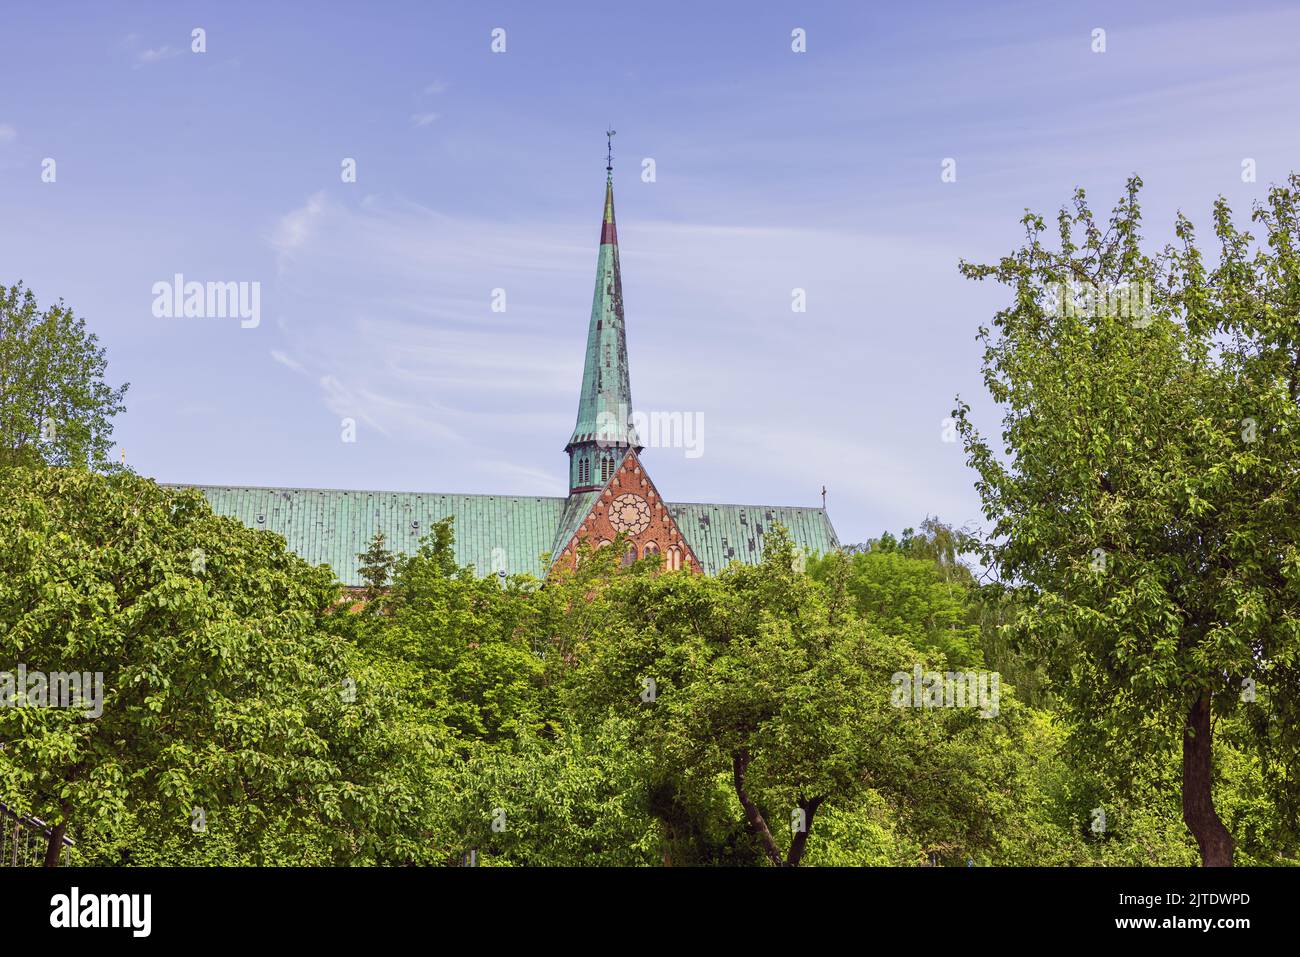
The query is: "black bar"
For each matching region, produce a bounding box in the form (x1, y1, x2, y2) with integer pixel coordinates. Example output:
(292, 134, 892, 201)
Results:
(0, 865, 1290, 942)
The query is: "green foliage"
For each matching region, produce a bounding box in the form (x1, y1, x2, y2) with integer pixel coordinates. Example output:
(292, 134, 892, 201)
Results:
(955, 174, 1300, 864)
(448, 720, 660, 867)
(4, 457, 1292, 865)
(0, 283, 127, 469)
(809, 545, 981, 668)
(832, 519, 1053, 706)
(0, 466, 449, 865)
(554, 527, 1029, 865)
(356, 530, 397, 604)
(356, 518, 550, 744)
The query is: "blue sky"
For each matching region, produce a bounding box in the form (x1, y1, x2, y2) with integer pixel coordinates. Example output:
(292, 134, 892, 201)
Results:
(2, 0, 1298, 547)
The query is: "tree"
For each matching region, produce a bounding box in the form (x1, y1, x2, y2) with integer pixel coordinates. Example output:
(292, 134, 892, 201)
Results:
(358, 518, 551, 744)
(832, 520, 1052, 706)
(809, 535, 982, 668)
(448, 720, 659, 867)
(560, 527, 1022, 866)
(0, 283, 127, 469)
(0, 466, 449, 865)
(954, 174, 1300, 866)
(356, 530, 397, 604)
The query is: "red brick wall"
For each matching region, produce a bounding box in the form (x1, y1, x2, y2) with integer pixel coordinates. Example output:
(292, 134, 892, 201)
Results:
(555, 449, 700, 573)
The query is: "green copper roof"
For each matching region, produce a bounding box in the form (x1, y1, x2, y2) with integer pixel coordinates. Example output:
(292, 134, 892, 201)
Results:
(566, 173, 639, 454)
(179, 484, 840, 585)
(666, 502, 841, 571)
(549, 490, 601, 562)
(180, 485, 565, 583)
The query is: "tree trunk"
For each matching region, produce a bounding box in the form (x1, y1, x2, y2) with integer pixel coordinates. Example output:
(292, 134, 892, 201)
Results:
(787, 796, 825, 867)
(43, 818, 67, 868)
(731, 749, 825, 867)
(1182, 690, 1234, 867)
(732, 749, 785, 867)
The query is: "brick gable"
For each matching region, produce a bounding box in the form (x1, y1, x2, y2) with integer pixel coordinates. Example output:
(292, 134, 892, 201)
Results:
(554, 447, 700, 573)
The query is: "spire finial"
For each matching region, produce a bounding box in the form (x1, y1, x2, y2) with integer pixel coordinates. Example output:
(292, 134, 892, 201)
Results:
(605, 128, 616, 172)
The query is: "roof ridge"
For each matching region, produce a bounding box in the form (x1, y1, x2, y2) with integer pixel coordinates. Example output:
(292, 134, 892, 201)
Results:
(164, 482, 568, 501)
(666, 499, 830, 513)
(168, 482, 831, 515)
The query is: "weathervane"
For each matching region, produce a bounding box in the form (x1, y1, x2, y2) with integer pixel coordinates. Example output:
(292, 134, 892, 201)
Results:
(605, 128, 616, 171)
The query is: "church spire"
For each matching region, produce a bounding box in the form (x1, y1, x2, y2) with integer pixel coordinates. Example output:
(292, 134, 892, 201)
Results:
(565, 144, 640, 494)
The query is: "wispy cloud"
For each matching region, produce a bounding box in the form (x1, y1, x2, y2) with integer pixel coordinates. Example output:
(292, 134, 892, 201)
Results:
(270, 350, 306, 374)
(410, 112, 440, 128)
(318, 372, 463, 443)
(270, 191, 327, 262)
(135, 45, 181, 66)
(264, 193, 603, 479)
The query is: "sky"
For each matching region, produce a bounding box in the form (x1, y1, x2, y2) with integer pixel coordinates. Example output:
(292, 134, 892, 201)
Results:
(2, 0, 1299, 548)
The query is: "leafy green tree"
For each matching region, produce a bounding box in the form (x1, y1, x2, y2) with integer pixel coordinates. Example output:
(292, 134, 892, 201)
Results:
(560, 527, 1024, 866)
(835, 521, 1051, 705)
(954, 174, 1300, 866)
(448, 720, 659, 867)
(357, 518, 551, 744)
(0, 283, 127, 469)
(0, 466, 449, 865)
(809, 544, 981, 667)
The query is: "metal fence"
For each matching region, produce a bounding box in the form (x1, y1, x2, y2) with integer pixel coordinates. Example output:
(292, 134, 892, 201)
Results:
(0, 799, 74, 867)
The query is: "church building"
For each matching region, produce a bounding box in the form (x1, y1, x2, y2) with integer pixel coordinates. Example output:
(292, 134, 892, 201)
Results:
(185, 163, 839, 584)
